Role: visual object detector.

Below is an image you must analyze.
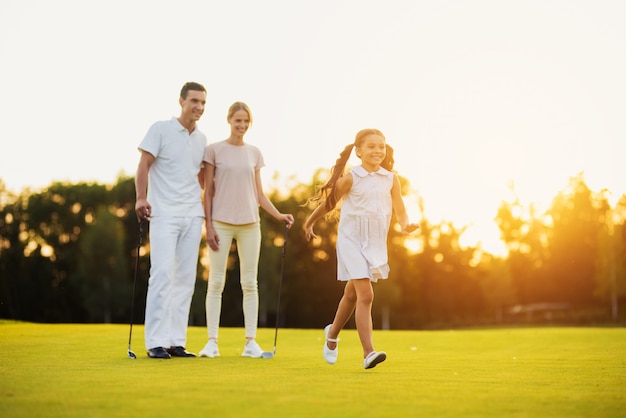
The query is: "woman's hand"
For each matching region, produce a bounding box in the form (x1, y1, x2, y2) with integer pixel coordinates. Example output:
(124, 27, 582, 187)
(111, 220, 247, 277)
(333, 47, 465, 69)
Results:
(279, 213, 295, 229)
(205, 223, 220, 251)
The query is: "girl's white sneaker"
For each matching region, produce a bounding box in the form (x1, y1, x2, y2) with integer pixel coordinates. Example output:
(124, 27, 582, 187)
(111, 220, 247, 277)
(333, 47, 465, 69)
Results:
(323, 324, 339, 365)
(363, 351, 386, 369)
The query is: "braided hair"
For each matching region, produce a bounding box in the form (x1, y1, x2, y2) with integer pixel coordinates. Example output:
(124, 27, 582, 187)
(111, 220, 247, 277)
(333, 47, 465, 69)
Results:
(310, 128, 394, 211)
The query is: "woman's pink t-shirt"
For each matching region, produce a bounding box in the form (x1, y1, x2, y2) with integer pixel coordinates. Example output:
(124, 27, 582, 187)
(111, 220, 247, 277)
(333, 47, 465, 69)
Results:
(203, 140, 265, 225)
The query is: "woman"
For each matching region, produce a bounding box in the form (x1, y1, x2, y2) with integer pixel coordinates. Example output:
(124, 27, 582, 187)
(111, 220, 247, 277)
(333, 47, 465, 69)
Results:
(200, 102, 294, 358)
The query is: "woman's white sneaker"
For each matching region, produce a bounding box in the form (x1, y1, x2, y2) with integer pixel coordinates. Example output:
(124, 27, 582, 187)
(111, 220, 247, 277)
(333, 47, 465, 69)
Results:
(199, 340, 220, 358)
(323, 324, 339, 365)
(242, 340, 265, 358)
(363, 351, 386, 369)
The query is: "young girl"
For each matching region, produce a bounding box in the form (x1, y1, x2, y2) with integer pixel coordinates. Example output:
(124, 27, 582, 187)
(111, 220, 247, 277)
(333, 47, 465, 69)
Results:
(200, 101, 294, 358)
(303, 128, 419, 369)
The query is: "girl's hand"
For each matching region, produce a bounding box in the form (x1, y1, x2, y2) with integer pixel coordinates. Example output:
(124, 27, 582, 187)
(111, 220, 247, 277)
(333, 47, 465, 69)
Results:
(401, 223, 420, 235)
(304, 224, 317, 242)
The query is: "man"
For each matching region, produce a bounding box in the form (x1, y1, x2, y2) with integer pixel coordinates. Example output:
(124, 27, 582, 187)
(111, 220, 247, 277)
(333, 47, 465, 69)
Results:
(135, 82, 207, 359)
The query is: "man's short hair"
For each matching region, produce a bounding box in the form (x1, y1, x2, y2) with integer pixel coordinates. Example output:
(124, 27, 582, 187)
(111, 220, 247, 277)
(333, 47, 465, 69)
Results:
(180, 82, 206, 99)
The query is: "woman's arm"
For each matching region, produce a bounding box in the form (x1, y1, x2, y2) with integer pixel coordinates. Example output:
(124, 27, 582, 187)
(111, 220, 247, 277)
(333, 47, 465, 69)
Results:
(255, 169, 294, 227)
(203, 163, 220, 251)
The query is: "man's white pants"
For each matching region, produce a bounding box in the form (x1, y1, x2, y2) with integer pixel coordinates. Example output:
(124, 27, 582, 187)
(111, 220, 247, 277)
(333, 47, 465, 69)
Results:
(144, 216, 203, 350)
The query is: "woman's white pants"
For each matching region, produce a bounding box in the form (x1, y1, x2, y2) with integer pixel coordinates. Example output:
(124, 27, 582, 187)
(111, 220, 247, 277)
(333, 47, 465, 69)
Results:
(205, 221, 261, 340)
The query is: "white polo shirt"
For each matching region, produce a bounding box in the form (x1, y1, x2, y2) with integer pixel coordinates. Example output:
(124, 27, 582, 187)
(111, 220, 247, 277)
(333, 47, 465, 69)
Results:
(138, 118, 206, 217)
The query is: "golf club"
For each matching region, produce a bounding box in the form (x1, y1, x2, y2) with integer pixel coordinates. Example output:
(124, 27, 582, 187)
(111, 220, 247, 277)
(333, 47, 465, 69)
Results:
(127, 220, 144, 359)
(261, 224, 289, 359)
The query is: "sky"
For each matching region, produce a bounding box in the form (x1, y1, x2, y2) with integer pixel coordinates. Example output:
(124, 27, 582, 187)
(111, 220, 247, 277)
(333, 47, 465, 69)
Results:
(1, 0, 624, 254)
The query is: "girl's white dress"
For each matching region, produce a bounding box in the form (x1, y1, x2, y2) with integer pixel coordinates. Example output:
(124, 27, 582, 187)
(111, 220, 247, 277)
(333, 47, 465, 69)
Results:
(337, 165, 393, 282)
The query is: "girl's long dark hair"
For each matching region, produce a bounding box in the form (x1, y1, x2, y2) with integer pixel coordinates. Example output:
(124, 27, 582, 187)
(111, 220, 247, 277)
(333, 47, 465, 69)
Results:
(309, 128, 394, 211)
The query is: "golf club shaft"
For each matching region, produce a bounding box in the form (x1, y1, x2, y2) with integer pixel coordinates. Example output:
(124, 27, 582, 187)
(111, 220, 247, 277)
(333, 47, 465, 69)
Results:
(127, 221, 143, 358)
(273, 225, 288, 353)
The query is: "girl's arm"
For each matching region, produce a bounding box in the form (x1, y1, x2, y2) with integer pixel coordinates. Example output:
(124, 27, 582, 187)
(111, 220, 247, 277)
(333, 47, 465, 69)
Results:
(255, 169, 295, 227)
(304, 172, 353, 241)
(391, 174, 419, 235)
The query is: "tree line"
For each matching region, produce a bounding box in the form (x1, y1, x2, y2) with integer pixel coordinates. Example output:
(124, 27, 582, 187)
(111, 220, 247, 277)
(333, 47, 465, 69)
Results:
(0, 171, 624, 329)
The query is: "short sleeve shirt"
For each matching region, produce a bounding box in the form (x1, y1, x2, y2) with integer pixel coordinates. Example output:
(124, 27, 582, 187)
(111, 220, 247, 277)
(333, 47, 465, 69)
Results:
(203, 140, 265, 225)
(138, 118, 206, 217)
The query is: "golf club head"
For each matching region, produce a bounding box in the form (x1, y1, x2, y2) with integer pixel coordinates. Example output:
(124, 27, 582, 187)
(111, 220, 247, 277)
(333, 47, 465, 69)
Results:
(128, 350, 137, 359)
(261, 351, 274, 359)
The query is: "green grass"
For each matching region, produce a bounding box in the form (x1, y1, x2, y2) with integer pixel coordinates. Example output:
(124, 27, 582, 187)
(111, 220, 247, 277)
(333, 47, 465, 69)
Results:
(1, 321, 624, 417)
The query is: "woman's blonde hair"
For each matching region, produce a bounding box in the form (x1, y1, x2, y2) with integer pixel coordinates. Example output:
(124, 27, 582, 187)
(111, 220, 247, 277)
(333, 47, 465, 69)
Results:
(227, 101, 253, 125)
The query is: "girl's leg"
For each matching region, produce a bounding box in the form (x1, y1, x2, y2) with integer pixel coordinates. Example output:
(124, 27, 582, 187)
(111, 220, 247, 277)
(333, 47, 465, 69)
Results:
(236, 222, 261, 341)
(326, 280, 358, 350)
(205, 222, 235, 340)
(351, 278, 375, 357)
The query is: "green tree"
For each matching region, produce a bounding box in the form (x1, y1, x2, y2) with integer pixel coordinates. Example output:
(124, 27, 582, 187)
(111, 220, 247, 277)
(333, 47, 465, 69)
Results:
(3, 170, 623, 328)
(0, 183, 30, 319)
(595, 192, 626, 321)
(545, 174, 606, 307)
(398, 219, 486, 327)
(480, 253, 516, 323)
(269, 171, 344, 329)
(75, 206, 129, 323)
(495, 188, 552, 306)
(0, 178, 139, 323)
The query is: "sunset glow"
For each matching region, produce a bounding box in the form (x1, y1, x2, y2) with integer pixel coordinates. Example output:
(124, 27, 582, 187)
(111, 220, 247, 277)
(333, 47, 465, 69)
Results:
(1, 1, 623, 256)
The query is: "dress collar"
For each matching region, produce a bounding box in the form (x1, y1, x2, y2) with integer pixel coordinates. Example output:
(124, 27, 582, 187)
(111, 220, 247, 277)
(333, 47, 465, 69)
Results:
(352, 165, 391, 178)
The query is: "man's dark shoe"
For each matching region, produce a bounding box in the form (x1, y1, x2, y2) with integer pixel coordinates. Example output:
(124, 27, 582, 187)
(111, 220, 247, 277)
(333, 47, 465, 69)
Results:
(167, 346, 196, 357)
(147, 347, 171, 359)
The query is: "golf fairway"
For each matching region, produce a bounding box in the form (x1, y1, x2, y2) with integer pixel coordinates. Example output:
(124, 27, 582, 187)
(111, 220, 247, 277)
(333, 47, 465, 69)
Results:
(1, 321, 624, 417)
